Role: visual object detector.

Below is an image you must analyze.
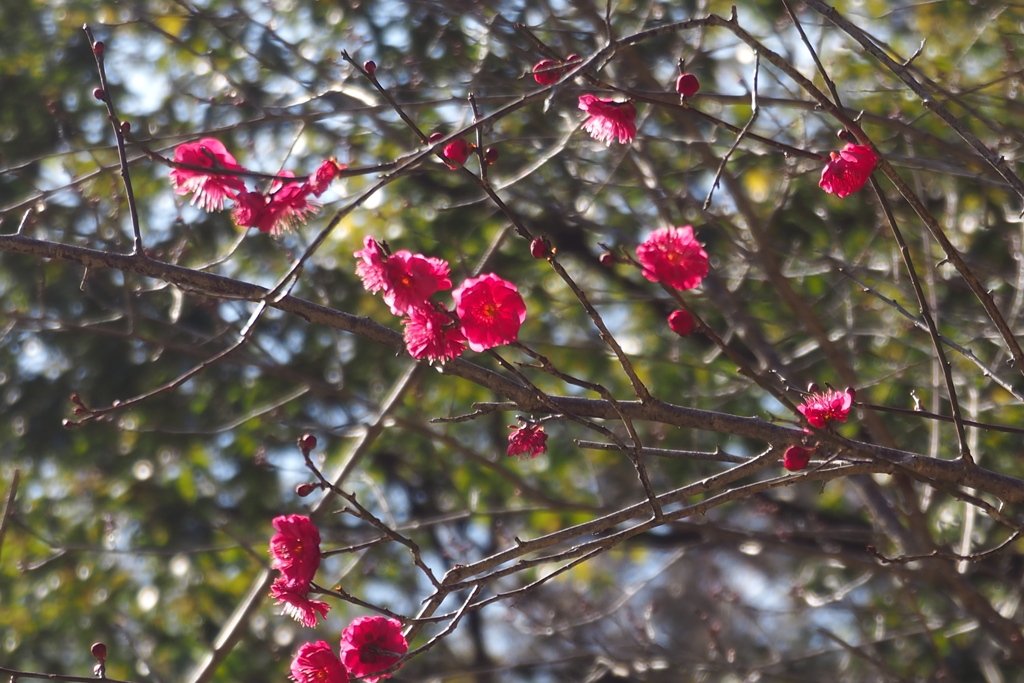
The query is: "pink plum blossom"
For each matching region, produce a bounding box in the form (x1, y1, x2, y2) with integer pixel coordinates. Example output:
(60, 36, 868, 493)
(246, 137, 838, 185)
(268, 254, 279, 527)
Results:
(507, 424, 547, 458)
(289, 641, 348, 683)
(798, 387, 855, 428)
(269, 514, 322, 587)
(232, 178, 318, 235)
(339, 616, 408, 683)
(578, 94, 637, 145)
(402, 305, 466, 362)
(169, 138, 246, 211)
(452, 273, 527, 352)
(819, 143, 878, 198)
(636, 226, 709, 291)
(270, 577, 331, 628)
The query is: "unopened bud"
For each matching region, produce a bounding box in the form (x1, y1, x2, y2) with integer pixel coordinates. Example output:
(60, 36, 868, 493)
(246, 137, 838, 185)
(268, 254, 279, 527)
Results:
(782, 446, 812, 472)
(667, 310, 694, 337)
(845, 387, 856, 400)
(295, 482, 318, 497)
(91, 642, 107, 661)
(530, 238, 549, 259)
(92, 88, 105, 101)
(806, 383, 819, 394)
(675, 73, 700, 98)
(599, 251, 615, 267)
(92, 41, 105, 56)
(363, 60, 377, 77)
(484, 147, 499, 165)
(428, 131, 444, 144)
(532, 58, 562, 86)
(298, 433, 317, 453)
(120, 121, 131, 133)
(442, 139, 471, 169)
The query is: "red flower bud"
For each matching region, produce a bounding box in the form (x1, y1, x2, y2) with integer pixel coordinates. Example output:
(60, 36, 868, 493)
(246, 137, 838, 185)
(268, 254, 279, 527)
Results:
(532, 58, 562, 86)
(442, 139, 471, 169)
(565, 53, 580, 63)
(120, 121, 131, 133)
(599, 251, 615, 267)
(428, 131, 444, 144)
(675, 73, 700, 97)
(363, 60, 377, 77)
(295, 482, 318, 497)
(92, 41, 105, 56)
(92, 88, 105, 101)
(298, 434, 317, 453)
(484, 147, 499, 165)
(530, 238, 549, 259)
(782, 446, 812, 471)
(91, 642, 107, 661)
(667, 310, 694, 337)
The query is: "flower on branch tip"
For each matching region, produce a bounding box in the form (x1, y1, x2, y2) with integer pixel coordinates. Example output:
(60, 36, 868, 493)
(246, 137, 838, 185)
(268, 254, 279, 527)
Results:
(667, 309, 695, 337)
(636, 225, 709, 291)
(270, 577, 331, 628)
(508, 424, 547, 458)
(453, 273, 527, 352)
(233, 177, 318, 235)
(675, 73, 700, 98)
(402, 305, 466, 363)
(340, 616, 408, 683)
(819, 143, 877, 198)
(532, 58, 563, 86)
(169, 138, 246, 212)
(797, 387, 855, 429)
(354, 237, 452, 315)
(443, 139, 472, 169)
(530, 237, 549, 259)
(782, 446, 812, 471)
(269, 514, 322, 586)
(578, 94, 637, 145)
(290, 641, 348, 683)
(304, 159, 346, 197)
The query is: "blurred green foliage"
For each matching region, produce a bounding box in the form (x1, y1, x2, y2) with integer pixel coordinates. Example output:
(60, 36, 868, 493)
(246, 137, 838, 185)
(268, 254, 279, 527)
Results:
(4, 1, 1024, 681)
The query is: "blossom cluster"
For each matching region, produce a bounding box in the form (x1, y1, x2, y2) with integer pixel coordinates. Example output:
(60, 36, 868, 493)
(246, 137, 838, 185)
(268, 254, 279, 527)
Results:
(268, 517, 410, 681)
(782, 387, 857, 471)
(169, 138, 344, 235)
(528, 59, 877, 198)
(268, 514, 330, 627)
(355, 236, 527, 363)
(289, 617, 408, 683)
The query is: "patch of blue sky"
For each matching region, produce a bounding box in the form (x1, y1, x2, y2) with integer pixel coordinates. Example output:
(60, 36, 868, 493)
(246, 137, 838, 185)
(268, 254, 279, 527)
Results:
(36, 158, 80, 209)
(108, 35, 173, 117)
(256, 329, 296, 365)
(16, 333, 70, 381)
